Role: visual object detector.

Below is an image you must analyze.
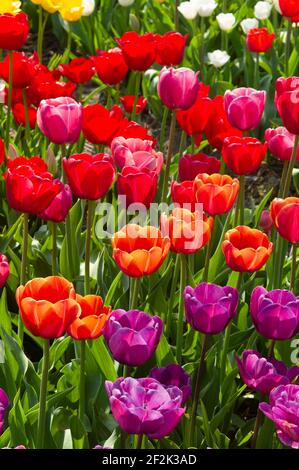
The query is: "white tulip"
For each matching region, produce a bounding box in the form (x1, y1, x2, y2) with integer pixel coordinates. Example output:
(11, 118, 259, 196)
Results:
(82, 0, 95, 16)
(191, 0, 217, 17)
(118, 0, 135, 6)
(208, 50, 230, 68)
(0, 80, 5, 104)
(216, 13, 236, 31)
(254, 1, 272, 19)
(240, 18, 259, 34)
(178, 1, 198, 20)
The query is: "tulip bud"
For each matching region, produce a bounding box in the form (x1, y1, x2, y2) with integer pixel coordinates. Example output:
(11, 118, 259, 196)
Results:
(240, 18, 259, 34)
(254, 1, 272, 20)
(216, 13, 236, 32)
(208, 50, 230, 68)
(129, 13, 140, 32)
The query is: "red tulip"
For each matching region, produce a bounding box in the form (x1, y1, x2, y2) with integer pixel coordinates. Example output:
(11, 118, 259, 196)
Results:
(179, 153, 221, 181)
(222, 136, 267, 175)
(0, 13, 29, 51)
(270, 197, 299, 244)
(93, 48, 128, 85)
(5, 155, 48, 176)
(279, 0, 299, 17)
(117, 166, 157, 208)
(39, 182, 72, 223)
(0, 52, 38, 89)
(116, 32, 156, 71)
(205, 96, 242, 151)
(246, 28, 275, 53)
(176, 85, 212, 140)
(63, 153, 115, 200)
(58, 57, 94, 84)
(82, 104, 125, 145)
(120, 95, 147, 114)
(27, 66, 76, 106)
(275, 78, 299, 135)
(155, 32, 188, 66)
(13, 103, 37, 128)
(171, 180, 197, 212)
(0, 139, 5, 165)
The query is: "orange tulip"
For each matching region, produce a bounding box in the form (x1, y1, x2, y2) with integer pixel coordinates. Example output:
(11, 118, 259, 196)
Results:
(16, 276, 80, 339)
(160, 208, 213, 254)
(270, 197, 299, 244)
(222, 225, 273, 272)
(67, 294, 111, 340)
(193, 173, 239, 216)
(112, 224, 170, 277)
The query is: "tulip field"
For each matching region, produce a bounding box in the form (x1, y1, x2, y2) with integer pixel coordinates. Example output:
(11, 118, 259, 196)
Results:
(1, 0, 299, 455)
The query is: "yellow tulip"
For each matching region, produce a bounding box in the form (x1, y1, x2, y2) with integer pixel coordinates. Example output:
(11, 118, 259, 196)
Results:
(31, 0, 62, 13)
(0, 0, 21, 15)
(59, 0, 84, 22)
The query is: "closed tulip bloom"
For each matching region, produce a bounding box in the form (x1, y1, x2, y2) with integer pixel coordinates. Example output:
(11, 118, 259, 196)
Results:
(176, 85, 213, 139)
(118, 166, 157, 208)
(193, 173, 239, 216)
(208, 50, 230, 69)
(179, 153, 220, 181)
(222, 136, 267, 175)
(38, 181, 73, 223)
(0, 254, 10, 289)
(59, 0, 84, 21)
(276, 90, 299, 135)
(37, 97, 82, 145)
(112, 224, 170, 277)
(259, 209, 273, 235)
(0, 52, 38, 89)
(155, 32, 188, 66)
(93, 48, 128, 85)
(103, 309, 163, 366)
(116, 32, 156, 71)
(105, 377, 185, 438)
(120, 95, 147, 115)
(16, 276, 81, 339)
(236, 350, 299, 395)
(31, 0, 62, 14)
(222, 226, 273, 272)
(0, 12, 28, 50)
(270, 197, 299, 244)
(58, 57, 94, 84)
(260, 385, 299, 448)
(277, 0, 299, 17)
(254, 1, 272, 20)
(193, 0, 217, 17)
(178, 1, 198, 20)
(13, 103, 37, 129)
(184, 282, 239, 335)
(5, 155, 48, 175)
(82, 104, 125, 145)
(240, 18, 259, 34)
(161, 208, 213, 254)
(63, 153, 115, 200)
(158, 67, 199, 111)
(275, 76, 299, 105)
(0, 1, 21, 14)
(68, 294, 111, 340)
(246, 27, 275, 53)
(28, 74, 76, 107)
(171, 180, 196, 212)
(216, 13, 236, 31)
(111, 136, 163, 174)
(149, 364, 192, 405)
(82, 0, 95, 15)
(0, 388, 9, 435)
(265, 127, 299, 161)
(224, 87, 266, 131)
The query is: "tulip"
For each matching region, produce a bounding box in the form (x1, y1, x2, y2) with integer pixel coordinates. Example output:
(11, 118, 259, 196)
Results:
(259, 209, 273, 235)
(13, 102, 37, 129)
(117, 166, 157, 208)
(0, 12, 28, 51)
(0, 254, 10, 289)
(93, 48, 128, 86)
(116, 32, 156, 72)
(260, 385, 299, 448)
(0, 388, 9, 435)
(276, 89, 299, 136)
(112, 224, 170, 277)
(150, 364, 192, 405)
(205, 96, 242, 151)
(0, 1, 21, 14)
(254, 1, 272, 20)
(208, 50, 230, 68)
(224, 87, 266, 131)
(240, 18, 259, 34)
(176, 85, 213, 140)
(58, 57, 94, 84)
(82, 103, 125, 145)
(67, 294, 111, 340)
(31, 0, 62, 14)
(222, 136, 267, 175)
(111, 136, 163, 174)
(177, 2, 198, 20)
(222, 226, 273, 272)
(265, 127, 299, 161)
(179, 153, 220, 181)
(120, 95, 147, 115)
(246, 28, 275, 53)
(158, 67, 199, 111)
(63, 153, 115, 201)
(161, 208, 213, 254)
(171, 180, 196, 211)
(5, 155, 48, 175)
(276, 0, 299, 17)
(192, 0, 217, 17)
(216, 13, 236, 32)
(270, 197, 299, 244)
(38, 181, 72, 223)
(82, 0, 95, 15)
(275, 76, 299, 106)
(59, 0, 84, 21)
(27, 67, 76, 106)
(0, 52, 39, 89)
(236, 350, 299, 395)
(105, 377, 185, 439)
(193, 173, 239, 216)
(155, 32, 188, 66)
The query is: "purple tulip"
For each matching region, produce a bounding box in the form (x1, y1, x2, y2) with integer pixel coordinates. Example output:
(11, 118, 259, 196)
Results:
(250, 287, 299, 340)
(103, 309, 163, 367)
(0, 388, 9, 435)
(260, 384, 299, 448)
(265, 127, 299, 162)
(37, 97, 83, 145)
(149, 364, 192, 404)
(236, 350, 299, 395)
(39, 181, 72, 223)
(224, 87, 266, 132)
(184, 282, 238, 335)
(105, 377, 185, 439)
(0, 254, 9, 289)
(157, 67, 199, 111)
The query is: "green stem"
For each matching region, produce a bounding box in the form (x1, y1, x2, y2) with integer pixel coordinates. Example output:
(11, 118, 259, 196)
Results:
(254, 54, 260, 90)
(85, 200, 94, 296)
(159, 107, 169, 150)
(166, 255, 180, 335)
(285, 20, 292, 77)
(268, 339, 275, 358)
(200, 17, 205, 76)
(22, 88, 30, 154)
(37, 7, 43, 61)
(51, 222, 57, 276)
(79, 340, 86, 423)
(37, 339, 50, 449)
(63, 26, 72, 64)
(176, 254, 187, 364)
(178, 130, 187, 155)
(162, 111, 176, 203)
(136, 434, 144, 449)
(251, 400, 263, 449)
(278, 160, 289, 197)
(189, 334, 208, 447)
(18, 213, 29, 343)
(5, 50, 13, 153)
(131, 72, 141, 122)
(130, 277, 140, 310)
(290, 244, 297, 292)
(239, 175, 245, 225)
(282, 134, 299, 198)
(175, 0, 179, 30)
(202, 219, 215, 282)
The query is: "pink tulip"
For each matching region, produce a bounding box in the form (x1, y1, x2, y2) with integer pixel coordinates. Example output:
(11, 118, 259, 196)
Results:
(37, 97, 83, 145)
(0, 254, 9, 289)
(157, 67, 199, 111)
(39, 181, 73, 223)
(259, 209, 273, 235)
(111, 136, 163, 174)
(265, 127, 299, 161)
(224, 87, 266, 131)
(275, 76, 299, 114)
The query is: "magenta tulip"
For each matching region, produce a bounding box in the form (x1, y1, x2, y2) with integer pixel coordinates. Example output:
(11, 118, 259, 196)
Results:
(224, 87, 266, 132)
(265, 127, 299, 161)
(157, 67, 199, 111)
(0, 254, 9, 289)
(38, 181, 72, 223)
